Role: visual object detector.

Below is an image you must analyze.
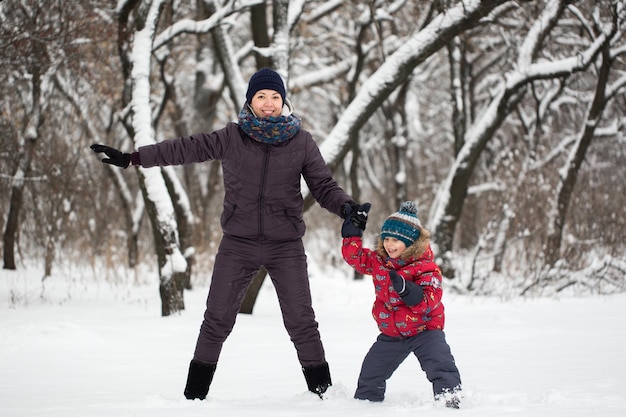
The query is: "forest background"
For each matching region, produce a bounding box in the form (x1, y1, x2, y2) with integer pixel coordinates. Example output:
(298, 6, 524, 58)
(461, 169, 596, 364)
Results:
(1, 0, 625, 316)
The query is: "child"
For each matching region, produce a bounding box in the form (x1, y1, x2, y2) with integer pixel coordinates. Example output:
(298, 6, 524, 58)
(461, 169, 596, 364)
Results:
(341, 201, 462, 408)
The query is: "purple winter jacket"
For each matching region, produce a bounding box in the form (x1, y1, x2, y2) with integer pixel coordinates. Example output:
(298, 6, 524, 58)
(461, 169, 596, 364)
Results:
(137, 122, 353, 241)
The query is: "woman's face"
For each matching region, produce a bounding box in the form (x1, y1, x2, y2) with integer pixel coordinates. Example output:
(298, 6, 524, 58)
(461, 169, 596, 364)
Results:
(250, 89, 283, 118)
(383, 237, 406, 259)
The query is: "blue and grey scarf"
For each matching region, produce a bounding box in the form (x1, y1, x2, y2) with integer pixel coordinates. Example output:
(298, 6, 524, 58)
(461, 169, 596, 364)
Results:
(238, 102, 301, 145)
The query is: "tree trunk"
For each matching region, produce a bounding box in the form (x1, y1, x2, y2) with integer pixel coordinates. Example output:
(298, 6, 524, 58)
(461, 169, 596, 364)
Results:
(271, 0, 290, 74)
(250, 3, 271, 68)
(43, 235, 55, 279)
(447, 37, 467, 156)
(119, 0, 188, 316)
(545, 41, 612, 267)
(349, 131, 364, 281)
(239, 268, 267, 314)
(3, 184, 23, 270)
(205, 0, 246, 109)
(3, 91, 41, 270)
(492, 205, 513, 273)
(138, 169, 186, 316)
(163, 167, 195, 290)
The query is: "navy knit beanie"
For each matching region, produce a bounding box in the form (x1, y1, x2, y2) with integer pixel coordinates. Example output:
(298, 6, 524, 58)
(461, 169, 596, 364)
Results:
(246, 68, 286, 104)
(380, 201, 422, 247)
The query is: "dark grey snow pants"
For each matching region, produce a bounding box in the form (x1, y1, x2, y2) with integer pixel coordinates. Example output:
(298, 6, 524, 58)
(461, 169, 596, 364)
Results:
(192, 234, 326, 367)
(354, 330, 461, 402)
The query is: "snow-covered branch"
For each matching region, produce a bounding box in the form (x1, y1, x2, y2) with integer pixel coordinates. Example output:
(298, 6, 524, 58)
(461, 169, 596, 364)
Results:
(152, 0, 263, 51)
(318, 0, 508, 168)
(428, 0, 616, 231)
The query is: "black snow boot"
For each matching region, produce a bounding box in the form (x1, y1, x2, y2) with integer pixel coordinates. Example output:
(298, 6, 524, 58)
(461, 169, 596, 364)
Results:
(302, 362, 332, 398)
(184, 360, 216, 400)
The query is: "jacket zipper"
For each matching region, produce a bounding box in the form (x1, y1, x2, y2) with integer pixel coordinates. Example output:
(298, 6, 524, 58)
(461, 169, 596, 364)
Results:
(258, 144, 270, 238)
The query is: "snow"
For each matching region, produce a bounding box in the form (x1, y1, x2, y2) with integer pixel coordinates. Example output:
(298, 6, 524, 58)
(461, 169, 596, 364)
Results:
(2, 263, 626, 417)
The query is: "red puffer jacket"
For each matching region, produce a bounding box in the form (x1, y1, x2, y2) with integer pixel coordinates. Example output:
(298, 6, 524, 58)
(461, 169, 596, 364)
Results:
(342, 236, 445, 337)
(137, 122, 352, 241)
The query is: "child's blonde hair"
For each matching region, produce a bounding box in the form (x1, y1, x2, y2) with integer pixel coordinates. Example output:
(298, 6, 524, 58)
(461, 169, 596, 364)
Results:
(376, 226, 431, 261)
(375, 201, 431, 261)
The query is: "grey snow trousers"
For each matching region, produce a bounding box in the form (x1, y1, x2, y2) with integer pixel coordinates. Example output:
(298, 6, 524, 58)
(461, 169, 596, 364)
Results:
(354, 330, 461, 402)
(192, 234, 326, 367)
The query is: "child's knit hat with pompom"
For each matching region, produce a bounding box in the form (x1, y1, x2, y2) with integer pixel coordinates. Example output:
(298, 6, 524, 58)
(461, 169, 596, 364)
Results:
(380, 201, 422, 247)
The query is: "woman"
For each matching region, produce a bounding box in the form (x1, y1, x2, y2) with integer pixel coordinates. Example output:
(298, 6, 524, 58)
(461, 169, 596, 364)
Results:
(91, 68, 357, 399)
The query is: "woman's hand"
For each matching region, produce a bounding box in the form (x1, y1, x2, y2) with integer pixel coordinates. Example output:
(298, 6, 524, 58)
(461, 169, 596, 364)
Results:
(90, 144, 132, 168)
(341, 202, 371, 238)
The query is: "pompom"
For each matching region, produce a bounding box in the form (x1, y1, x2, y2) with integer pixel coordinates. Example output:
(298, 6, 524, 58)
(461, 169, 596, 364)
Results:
(399, 201, 418, 215)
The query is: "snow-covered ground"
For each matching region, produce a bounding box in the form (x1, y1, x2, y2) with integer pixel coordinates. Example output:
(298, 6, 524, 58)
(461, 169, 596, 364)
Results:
(1, 263, 625, 417)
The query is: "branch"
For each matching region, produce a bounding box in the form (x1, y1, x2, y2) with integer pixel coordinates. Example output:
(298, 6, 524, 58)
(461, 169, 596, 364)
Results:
(428, 1, 614, 230)
(0, 174, 47, 183)
(152, 0, 263, 51)
(318, 0, 509, 170)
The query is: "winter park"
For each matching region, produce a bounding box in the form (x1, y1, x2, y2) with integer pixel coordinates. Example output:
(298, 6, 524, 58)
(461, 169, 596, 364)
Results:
(2, 1, 626, 417)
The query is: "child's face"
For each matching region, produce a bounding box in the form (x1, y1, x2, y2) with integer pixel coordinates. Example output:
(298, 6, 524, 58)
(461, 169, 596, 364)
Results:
(383, 237, 406, 259)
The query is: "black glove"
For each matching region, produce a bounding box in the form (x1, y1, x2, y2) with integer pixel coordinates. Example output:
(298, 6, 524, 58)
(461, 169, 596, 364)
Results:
(353, 203, 371, 230)
(90, 144, 132, 168)
(341, 202, 371, 238)
(342, 202, 357, 218)
(389, 270, 424, 307)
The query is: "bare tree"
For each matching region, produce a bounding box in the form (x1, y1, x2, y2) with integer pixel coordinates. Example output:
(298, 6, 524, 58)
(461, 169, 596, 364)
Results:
(1, 1, 114, 275)
(545, 4, 625, 267)
(427, 0, 619, 277)
(116, 0, 189, 315)
(1, 2, 53, 270)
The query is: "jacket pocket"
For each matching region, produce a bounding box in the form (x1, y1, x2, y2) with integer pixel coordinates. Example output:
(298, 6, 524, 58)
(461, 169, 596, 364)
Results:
(223, 204, 237, 226)
(284, 209, 301, 231)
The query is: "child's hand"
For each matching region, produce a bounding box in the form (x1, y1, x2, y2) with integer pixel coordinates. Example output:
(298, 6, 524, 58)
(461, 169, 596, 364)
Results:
(352, 203, 371, 230)
(389, 270, 424, 306)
